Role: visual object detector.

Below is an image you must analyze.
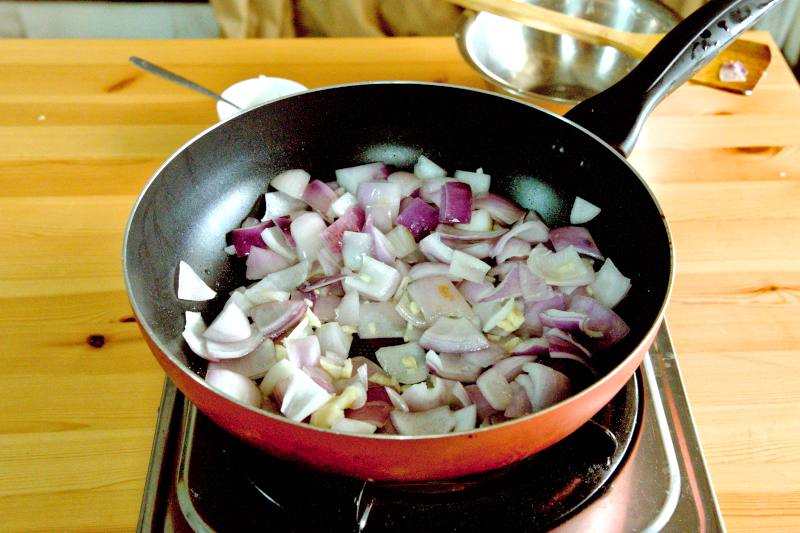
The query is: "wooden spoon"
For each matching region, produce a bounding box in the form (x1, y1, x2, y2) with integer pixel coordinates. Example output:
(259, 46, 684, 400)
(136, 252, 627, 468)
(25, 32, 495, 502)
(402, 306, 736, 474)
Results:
(448, 0, 771, 94)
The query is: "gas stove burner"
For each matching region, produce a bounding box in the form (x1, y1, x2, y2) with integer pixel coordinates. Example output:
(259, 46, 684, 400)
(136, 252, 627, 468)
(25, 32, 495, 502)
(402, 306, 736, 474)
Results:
(138, 323, 724, 533)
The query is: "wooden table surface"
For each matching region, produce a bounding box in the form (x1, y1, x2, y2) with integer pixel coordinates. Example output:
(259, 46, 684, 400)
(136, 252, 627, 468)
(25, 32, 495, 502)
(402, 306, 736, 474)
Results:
(0, 36, 798, 532)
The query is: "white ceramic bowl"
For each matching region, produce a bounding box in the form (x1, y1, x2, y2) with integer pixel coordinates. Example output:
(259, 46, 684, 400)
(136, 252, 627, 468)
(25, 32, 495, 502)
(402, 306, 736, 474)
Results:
(216, 76, 308, 121)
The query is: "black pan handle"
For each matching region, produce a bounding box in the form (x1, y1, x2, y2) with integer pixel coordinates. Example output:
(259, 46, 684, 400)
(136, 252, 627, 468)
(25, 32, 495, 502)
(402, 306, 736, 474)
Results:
(564, 0, 783, 157)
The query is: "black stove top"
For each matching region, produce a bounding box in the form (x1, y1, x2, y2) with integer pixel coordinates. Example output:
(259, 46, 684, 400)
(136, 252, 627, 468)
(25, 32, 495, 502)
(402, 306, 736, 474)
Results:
(138, 323, 724, 532)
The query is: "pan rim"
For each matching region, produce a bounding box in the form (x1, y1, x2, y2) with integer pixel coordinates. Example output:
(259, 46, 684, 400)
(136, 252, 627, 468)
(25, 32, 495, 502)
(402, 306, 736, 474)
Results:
(122, 80, 675, 441)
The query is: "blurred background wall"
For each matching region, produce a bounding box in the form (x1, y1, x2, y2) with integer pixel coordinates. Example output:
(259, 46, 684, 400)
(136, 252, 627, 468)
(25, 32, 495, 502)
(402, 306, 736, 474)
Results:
(0, 0, 797, 73)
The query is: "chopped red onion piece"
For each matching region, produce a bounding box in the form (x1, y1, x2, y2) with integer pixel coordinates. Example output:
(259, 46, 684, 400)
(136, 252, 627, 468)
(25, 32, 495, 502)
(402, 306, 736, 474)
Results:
(335, 290, 359, 327)
(387, 171, 422, 197)
(347, 401, 392, 428)
(549, 226, 604, 260)
(312, 294, 341, 322)
(402, 376, 448, 411)
(408, 262, 460, 281)
(419, 177, 456, 206)
(280, 369, 333, 421)
(439, 181, 473, 224)
(419, 316, 490, 353)
(465, 384, 500, 420)
(257, 260, 309, 292)
(364, 217, 397, 265)
(367, 385, 391, 403)
(448, 250, 491, 283)
(270, 169, 310, 200)
(476, 367, 513, 410)
(205, 368, 261, 407)
(528, 245, 595, 286)
(357, 181, 401, 219)
(303, 365, 337, 394)
(419, 232, 455, 263)
(522, 293, 568, 336)
(177, 261, 216, 301)
(245, 246, 292, 280)
(454, 169, 491, 196)
(462, 344, 506, 368)
(453, 404, 478, 431)
(386, 386, 410, 412)
(519, 265, 554, 302)
(426, 350, 482, 382)
(456, 240, 495, 259)
(457, 280, 493, 304)
(300, 274, 346, 292)
(445, 379, 472, 408)
(519, 363, 571, 410)
(497, 238, 531, 264)
(386, 225, 417, 258)
(504, 382, 533, 418)
(492, 220, 549, 258)
(390, 406, 455, 436)
(396, 293, 428, 328)
(251, 300, 307, 338)
(331, 418, 378, 434)
(570, 196, 601, 224)
(286, 335, 321, 368)
(407, 276, 473, 323)
(436, 225, 507, 242)
(480, 264, 523, 302)
(455, 209, 493, 232)
(413, 154, 446, 179)
(208, 338, 276, 378)
(375, 342, 428, 384)
(357, 301, 406, 339)
(568, 295, 630, 349)
(590, 258, 631, 308)
(183, 311, 212, 359)
(335, 162, 390, 194)
(260, 225, 297, 261)
(302, 179, 338, 218)
(203, 301, 251, 342)
(316, 322, 353, 357)
(342, 230, 372, 271)
(321, 205, 366, 254)
(290, 212, 327, 262)
(344, 256, 401, 301)
(545, 328, 592, 358)
(492, 355, 537, 381)
(395, 197, 439, 241)
(364, 203, 393, 233)
(511, 337, 549, 357)
(330, 192, 359, 218)
(206, 325, 267, 359)
(260, 359, 295, 396)
(230, 222, 269, 257)
(539, 309, 587, 334)
(262, 191, 307, 221)
(473, 193, 525, 225)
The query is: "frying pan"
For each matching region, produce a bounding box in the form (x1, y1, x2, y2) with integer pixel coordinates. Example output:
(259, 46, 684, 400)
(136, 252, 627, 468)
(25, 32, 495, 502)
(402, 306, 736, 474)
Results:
(123, 0, 780, 480)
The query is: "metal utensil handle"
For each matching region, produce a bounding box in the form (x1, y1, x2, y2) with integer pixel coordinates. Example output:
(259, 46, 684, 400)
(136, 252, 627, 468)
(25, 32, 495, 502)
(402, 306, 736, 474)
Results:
(129, 56, 242, 110)
(564, 0, 783, 157)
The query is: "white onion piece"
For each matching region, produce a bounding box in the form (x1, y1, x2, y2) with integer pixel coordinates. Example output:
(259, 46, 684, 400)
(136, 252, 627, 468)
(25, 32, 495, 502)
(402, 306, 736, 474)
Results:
(528, 245, 595, 286)
(549, 226, 604, 260)
(419, 317, 490, 353)
(386, 225, 417, 258)
(407, 276, 473, 323)
(342, 231, 372, 271)
(280, 369, 333, 421)
(357, 301, 406, 339)
(492, 221, 548, 258)
(335, 290, 359, 327)
(270, 169, 310, 200)
(454, 169, 491, 196)
(207, 338, 276, 378)
(497, 238, 531, 264)
(390, 406, 455, 436)
(570, 196, 601, 224)
(476, 367, 513, 410)
(203, 301, 251, 342)
(357, 181, 401, 220)
(375, 342, 428, 384)
(404, 322, 424, 342)
(316, 322, 353, 357)
(177, 261, 216, 301)
(335, 162, 390, 194)
(244, 278, 291, 305)
(449, 250, 491, 283)
(419, 232, 454, 263)
(260, 359, 296, 395)
(408, 262, 461, 281)
(453, 404, 477, 431)
(261, 260, 309, 292)
(413, 154, 446, 179)
(473, 193, 525, 225)
(387, 171, 422, 196)
(331, 192, 359, 218)
(344, 256, 401, 301)
(245, 247, 292, 280)
(455, 209, 492, 232)
(206, 325, 266, 359)
(183, 311, 211, 359)
(286, 335, 321, 368)
(402, 376, 448, 411)
(332, 418, 378, 434)
(262, 191, 307, 221)
(519, 363, 571, 410)
(260, 225, 297, 261)
(205, 368, 261, 407)
(590, 258, 631, 309)
(385, 386, 410, 412)
(290, 212, 326, 262)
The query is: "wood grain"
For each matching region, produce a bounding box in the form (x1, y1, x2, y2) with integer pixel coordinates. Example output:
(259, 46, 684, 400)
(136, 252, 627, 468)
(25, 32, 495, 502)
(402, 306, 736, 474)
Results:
(0, 36, 798, 532)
